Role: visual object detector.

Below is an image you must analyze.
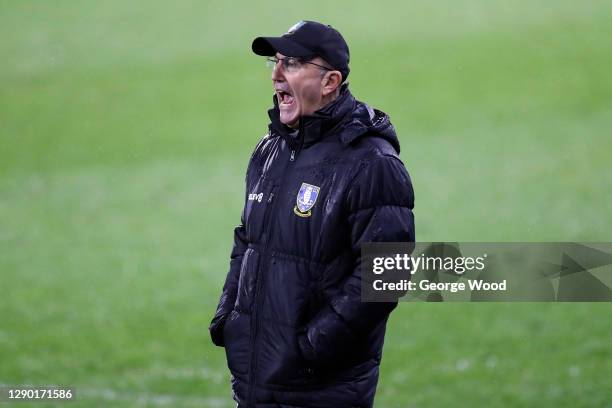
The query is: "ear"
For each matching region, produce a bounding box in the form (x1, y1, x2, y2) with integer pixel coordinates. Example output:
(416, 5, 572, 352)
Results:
(321, 70, 342, 96)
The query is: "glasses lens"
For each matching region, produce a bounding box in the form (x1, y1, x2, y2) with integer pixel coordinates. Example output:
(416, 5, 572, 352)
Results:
(284, 57, 301, 72)
(266, 57, 277, 69)
(265, 57, 304, 72)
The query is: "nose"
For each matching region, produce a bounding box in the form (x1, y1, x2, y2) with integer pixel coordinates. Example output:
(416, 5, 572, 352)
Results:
(271, 60, 284, 82)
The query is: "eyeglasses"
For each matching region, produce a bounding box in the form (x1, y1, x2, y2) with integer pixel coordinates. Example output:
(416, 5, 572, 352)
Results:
(266, 56, 332, 73)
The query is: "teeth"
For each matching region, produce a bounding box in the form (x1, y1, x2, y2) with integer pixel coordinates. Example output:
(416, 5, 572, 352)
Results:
(277, 91, 293, 104)
(279, 92, 293, 105)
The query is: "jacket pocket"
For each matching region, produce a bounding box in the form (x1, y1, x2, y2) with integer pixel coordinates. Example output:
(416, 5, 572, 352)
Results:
(256, 254, 325, 386)
(257, 323, 319, 387)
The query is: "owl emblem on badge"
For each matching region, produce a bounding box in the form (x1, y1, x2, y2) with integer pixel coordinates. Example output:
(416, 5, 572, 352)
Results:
(294, 182, 320, 217)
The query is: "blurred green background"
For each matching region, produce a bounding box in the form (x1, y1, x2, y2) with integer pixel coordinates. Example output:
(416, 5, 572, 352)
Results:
(1, 1, 611, 406)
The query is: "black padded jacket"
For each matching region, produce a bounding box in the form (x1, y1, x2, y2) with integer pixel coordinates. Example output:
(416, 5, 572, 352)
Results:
(210, 85, 415, 408)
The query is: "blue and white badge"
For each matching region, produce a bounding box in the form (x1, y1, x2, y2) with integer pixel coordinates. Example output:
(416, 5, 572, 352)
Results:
(294, 182, 320, 217)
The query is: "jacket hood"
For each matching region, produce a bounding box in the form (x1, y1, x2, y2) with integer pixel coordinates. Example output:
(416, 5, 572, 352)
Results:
(267, 84, 400, 154)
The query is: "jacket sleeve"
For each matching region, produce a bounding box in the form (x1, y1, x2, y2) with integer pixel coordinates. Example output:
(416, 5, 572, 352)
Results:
(209, 212, 248, 347)
(298, 153, 415, 362)
(209, 135, 269, 347)
(209, 138, 268, 348)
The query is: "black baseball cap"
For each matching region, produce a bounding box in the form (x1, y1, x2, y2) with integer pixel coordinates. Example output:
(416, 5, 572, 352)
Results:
(252, 20, 350, 82)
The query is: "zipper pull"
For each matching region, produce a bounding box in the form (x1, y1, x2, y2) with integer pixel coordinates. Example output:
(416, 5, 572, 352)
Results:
(290, 150, 295, 161)
(268, 192, 275, 203)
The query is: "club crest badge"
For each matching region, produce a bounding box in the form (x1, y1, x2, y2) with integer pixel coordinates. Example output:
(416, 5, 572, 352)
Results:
(294, 182, 320, 217)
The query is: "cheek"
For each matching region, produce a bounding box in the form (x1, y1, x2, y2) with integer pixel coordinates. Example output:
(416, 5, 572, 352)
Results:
(295, 83, 322, 109)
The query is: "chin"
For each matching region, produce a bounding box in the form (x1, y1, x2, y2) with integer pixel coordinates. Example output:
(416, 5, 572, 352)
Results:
(280, 114, 299, 128)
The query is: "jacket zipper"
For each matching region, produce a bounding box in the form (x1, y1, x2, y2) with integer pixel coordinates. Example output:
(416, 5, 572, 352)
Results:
(246, 135, 295, 407)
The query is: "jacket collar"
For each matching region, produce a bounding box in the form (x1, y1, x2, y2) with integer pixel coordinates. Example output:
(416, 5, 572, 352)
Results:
(267, 83, 357, 149)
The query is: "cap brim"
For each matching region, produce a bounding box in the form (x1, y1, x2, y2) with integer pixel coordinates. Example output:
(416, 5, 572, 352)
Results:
(252, 36, 314, 57)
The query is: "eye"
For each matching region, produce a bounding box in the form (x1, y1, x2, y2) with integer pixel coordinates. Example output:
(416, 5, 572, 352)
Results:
(285, 57, 300, 69)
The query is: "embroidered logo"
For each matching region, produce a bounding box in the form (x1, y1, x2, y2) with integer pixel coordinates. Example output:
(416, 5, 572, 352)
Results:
(294, 182, 320, 217)
(248, 192, 263, 203)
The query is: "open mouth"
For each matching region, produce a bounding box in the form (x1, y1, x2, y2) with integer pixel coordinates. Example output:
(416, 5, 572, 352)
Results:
(277, 90, 295, 107)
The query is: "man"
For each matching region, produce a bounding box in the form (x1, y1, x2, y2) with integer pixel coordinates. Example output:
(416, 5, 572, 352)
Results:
(210, 20, 415, 408)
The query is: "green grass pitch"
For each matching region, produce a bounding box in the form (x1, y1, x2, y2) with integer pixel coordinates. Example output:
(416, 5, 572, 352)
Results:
(1, 1, 611, 406)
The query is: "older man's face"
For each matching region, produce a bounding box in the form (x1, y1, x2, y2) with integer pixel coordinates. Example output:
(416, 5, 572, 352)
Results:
(272, 53, 328, 128)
